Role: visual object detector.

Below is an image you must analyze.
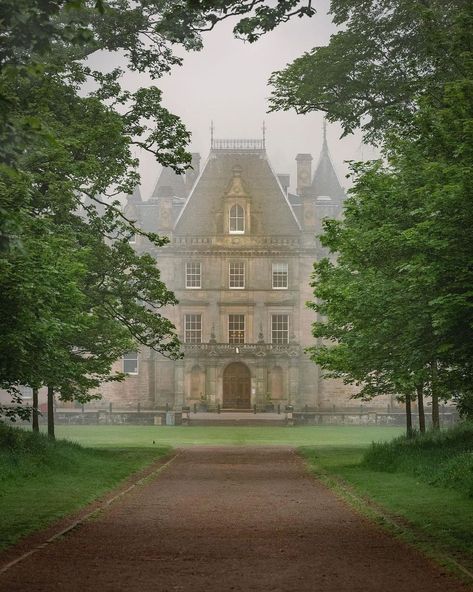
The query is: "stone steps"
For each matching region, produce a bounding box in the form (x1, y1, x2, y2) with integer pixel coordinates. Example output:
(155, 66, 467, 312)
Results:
(184, 411, 287, 427)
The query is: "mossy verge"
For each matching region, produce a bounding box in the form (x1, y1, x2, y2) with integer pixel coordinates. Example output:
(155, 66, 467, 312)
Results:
(299, 427, 473, 583)
(362, 422, 473, 497)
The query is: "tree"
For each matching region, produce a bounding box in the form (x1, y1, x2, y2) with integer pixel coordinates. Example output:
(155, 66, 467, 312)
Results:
(269, 0, 473, 142)
(1, 1, 323, 423)
(308, 72, 473, 430)
(0, 14, 188, 424)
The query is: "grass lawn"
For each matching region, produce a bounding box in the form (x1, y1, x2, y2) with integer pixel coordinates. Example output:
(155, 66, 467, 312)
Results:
(9, 421, 471, 575)
(46, 424, 404, 447)
(0, 425, 171, 551)
(300, 443, 473, 570)
(2, 424, 401, 552)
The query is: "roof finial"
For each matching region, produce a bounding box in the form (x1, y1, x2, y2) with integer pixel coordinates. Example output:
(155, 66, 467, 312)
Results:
(262, 120, 266, 148)
(322, 116, 327, 147)
(210, 120, 214, 149)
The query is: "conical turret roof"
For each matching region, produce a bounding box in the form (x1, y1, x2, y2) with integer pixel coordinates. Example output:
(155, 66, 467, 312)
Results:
(152, 166, 186, 198)
(310, 122, 346, 202)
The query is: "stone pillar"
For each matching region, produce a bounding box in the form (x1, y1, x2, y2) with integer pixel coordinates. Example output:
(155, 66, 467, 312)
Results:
(148, 349, 157, 405)
(174, 360, 185, 409)
(206, 364, 218, 405)
(256, 365, 265, 406)
(289, 357, 300, 406)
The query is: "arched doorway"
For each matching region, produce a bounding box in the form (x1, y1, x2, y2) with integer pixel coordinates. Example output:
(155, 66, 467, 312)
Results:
(223, 363, 251, 409)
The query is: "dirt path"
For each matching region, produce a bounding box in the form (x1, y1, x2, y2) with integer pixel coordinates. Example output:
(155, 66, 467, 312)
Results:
(0, 447, 469, 591)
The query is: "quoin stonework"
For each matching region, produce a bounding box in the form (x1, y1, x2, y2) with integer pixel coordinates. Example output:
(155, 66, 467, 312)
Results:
(102, 131, 370, 411)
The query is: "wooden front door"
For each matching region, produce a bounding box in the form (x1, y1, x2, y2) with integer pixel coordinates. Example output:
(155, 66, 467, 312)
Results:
(223, 363, 251, 409)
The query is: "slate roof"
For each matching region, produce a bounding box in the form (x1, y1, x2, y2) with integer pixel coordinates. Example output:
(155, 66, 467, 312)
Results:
(174, 149, 301, 236)
(310, 132, 346, 203)
(151, 166, 187, 198)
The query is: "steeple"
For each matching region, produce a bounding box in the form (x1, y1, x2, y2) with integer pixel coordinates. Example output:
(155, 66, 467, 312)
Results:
(310, 119, 346, 203)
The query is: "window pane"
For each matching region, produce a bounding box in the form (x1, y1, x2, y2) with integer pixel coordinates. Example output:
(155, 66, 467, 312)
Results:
(229, 204, 245, 233)
(186, 262, 201, 288)
(272, 263, 288, 289)
(271, 315, 289, 344)
(229, 314, 245, 344)
(185, 314, 202, 343)
(123, 351, 138, 374)
(229, 262, 245, 289)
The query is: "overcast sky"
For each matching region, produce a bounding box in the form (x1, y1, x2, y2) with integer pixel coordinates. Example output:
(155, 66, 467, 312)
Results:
(91, 1, 376, 197)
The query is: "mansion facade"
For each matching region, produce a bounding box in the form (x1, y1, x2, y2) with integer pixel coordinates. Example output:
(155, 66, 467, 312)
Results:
(102, 133, 364, 410)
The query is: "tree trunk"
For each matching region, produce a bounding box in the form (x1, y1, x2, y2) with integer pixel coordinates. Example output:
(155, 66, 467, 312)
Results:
(47, 385, 55, 440)
(416, 383, 425, 433)
(431, 360, 440, 430)
(405, 396, 413, 438)
(32, 387, 39, 433)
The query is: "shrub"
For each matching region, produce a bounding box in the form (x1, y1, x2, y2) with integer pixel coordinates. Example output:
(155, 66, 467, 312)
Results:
(362, 422, 473, 497)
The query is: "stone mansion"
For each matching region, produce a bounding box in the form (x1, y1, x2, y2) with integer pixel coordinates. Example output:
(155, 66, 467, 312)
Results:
(102, 132, 362, 410)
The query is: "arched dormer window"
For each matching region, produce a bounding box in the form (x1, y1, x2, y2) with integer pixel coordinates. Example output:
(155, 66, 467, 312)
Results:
(229, 204, 245, 234)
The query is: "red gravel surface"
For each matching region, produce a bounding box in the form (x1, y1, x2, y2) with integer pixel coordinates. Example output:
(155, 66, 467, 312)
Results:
(0, 447, 470, 592)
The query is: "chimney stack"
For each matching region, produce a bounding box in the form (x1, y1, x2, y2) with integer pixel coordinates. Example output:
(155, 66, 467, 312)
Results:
(295, 153, 312, 196)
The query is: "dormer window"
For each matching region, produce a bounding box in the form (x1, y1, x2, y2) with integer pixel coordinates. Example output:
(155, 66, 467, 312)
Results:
(229, 204, 245, 234)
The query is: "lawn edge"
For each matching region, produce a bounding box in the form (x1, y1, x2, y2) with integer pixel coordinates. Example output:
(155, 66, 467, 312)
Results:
(297, 448, 473, 587)
(0, 448, 178, 573)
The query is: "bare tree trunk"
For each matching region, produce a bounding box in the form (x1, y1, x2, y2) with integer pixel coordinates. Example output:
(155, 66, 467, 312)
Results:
(406, 396, 413, 438)
(47, 385, 55, 440)
(431, 360, 440, 430)
(416, 383, 426, 433)
(32, 387, 39, 433)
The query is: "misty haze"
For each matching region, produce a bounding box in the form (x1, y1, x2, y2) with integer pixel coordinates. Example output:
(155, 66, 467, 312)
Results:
(1, 1, 472, 591)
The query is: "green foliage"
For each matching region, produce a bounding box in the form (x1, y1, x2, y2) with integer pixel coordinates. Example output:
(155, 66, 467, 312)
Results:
(0, 1, 323, 420)
(0, 1, 193, 417)
(363, 422, 473, 497)
(306, 68, 473, 414)
(301, 443, 473, 559)
(156, 1, 315, 45)
(269, 0, 473, 142)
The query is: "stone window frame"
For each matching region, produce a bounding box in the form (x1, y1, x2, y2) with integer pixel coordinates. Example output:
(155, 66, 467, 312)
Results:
(272, 262, 289, 289)
(123, 351, 139, 374)
(184, 313, 202, 343)
(229, 261, 245, 289)
(185, 261, 202, 289)
(271, 314, 289, 344)
(228, 314, 245, 344)
(229, 203, 245, 234)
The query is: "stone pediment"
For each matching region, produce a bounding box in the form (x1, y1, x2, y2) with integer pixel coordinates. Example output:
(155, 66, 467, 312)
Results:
(224, 165, 249, 198)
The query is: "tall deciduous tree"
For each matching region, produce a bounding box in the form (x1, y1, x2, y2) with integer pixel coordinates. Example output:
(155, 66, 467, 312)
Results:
(269, 0, 472, 142)
(1, 1, 320, 424)
(308, 73, 473, 429)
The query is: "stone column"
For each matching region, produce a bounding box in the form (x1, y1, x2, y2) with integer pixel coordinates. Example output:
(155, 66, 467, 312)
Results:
(174, 360, 185, 409)
(289, 357, 300, 406)
(206, 363, 218, 405)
